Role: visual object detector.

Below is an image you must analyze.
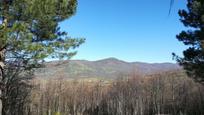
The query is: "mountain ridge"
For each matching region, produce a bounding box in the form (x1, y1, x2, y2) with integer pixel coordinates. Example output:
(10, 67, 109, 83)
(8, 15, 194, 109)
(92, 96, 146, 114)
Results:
(35, 58, 181, 80)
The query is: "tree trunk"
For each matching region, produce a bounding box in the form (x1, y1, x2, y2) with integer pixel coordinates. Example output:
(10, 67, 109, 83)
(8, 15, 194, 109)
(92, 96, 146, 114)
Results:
(0, 47, 5, 115)
(0, 21, 7, 115)
(1, 0, 8, 113)
(0, 70, 2, 115)
(0, 0, 8, 111)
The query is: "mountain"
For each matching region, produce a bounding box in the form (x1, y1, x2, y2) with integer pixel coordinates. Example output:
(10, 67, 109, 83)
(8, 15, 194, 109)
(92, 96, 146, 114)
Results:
(35, 58, 181, 80)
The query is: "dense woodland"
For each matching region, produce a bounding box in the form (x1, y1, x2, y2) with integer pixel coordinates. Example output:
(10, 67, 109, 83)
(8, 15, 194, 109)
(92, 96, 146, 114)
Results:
(15, 71, 204, 115)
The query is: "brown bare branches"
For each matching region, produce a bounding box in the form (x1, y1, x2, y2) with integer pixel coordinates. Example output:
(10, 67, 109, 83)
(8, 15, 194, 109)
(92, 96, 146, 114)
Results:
(24, 71, 204, 115)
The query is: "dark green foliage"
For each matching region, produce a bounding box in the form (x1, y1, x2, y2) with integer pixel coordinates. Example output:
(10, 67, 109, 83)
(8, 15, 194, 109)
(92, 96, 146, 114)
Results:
(174, 0, 204, 83)
(0, 0, 84, 63)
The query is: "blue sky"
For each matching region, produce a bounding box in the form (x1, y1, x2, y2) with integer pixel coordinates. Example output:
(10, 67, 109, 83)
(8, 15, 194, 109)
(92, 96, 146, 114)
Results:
(60, 0, 187, 63)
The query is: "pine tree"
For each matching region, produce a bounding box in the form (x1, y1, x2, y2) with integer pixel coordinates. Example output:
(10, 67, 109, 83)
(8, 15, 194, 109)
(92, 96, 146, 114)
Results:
(174, 0, 204, 83)
(0, 0, 84, 114)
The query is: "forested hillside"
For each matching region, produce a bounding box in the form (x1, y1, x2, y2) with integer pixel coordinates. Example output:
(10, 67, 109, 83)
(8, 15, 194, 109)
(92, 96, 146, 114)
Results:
(23, 71, 204, 115)
(35, 58, 181, 79)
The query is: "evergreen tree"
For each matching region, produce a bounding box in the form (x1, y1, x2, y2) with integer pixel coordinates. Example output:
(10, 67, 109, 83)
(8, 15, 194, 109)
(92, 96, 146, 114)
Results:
(0, 0, 84, 114)
(174, 0, 204, 83)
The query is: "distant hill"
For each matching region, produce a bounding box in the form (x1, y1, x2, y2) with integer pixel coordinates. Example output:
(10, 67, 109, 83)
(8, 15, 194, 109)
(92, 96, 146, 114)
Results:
(35, 58, 181, 80)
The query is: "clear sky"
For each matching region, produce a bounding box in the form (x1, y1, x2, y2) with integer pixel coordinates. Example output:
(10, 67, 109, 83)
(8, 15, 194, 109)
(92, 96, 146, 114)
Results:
(60, 0, 187, 63)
